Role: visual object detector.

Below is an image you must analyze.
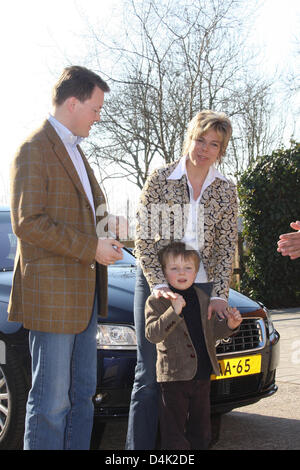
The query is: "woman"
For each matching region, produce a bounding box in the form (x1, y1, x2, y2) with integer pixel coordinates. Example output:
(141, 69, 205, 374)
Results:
(126, 110, 238, 450)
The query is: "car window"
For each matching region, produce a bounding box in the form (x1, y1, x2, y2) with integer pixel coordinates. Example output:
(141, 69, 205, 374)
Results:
(0, 211, 17, 271)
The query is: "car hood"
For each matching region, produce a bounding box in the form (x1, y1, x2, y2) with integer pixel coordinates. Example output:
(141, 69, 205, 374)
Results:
(0, 271, 23, 333)
(106, 266, 261, 324)
(0, 271, 13, 302)
(106, 267, 136, 323)
(0, 266, 261, 330)
(228, 289, 261, 313)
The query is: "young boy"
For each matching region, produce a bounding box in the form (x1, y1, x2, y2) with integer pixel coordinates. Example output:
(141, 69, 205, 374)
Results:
(145, 242, 242, 450)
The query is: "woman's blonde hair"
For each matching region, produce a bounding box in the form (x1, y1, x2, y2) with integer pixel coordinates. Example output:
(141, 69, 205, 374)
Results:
(182, 110, 232, 163)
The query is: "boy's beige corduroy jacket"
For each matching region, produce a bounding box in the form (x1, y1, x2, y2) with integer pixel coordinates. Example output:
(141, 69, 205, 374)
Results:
(145, 285, 237, 382)
(135, 160, 238, 300)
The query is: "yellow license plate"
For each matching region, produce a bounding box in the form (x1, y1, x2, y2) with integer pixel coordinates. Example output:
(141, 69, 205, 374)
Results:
(211, 355, 261, 380)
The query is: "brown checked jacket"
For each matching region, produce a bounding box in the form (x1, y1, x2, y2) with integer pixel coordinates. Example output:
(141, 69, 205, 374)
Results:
(135, 160, 238, 300)
(8, 120, 108, 334)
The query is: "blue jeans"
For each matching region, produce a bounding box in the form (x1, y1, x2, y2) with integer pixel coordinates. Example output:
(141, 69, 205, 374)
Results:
(126, 266, 159, 450)
(23, 294, 98, 450)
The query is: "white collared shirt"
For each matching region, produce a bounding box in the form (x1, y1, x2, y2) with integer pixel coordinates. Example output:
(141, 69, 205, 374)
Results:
(48, 115, 95, 222)
(155, 155, 228, 300)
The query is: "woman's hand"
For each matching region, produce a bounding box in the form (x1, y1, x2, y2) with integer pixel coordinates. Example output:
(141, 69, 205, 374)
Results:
(208, 298, 228, 320)
(226, 307, 242, 330)
(208, 299, 242, 330)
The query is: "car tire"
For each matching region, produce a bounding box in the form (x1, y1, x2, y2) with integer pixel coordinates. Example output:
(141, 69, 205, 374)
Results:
(0, 346, 28, 450)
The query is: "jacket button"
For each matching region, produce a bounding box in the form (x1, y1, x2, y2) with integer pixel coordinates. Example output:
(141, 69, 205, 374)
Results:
(190, 354, 195, 358)
(90, 263, 95, 269)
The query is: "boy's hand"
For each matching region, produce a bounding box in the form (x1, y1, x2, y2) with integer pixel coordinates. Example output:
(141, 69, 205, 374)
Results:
(171, 294, 186, 316)
(153, 287, 178, 300)
(226, 307, 242, 330)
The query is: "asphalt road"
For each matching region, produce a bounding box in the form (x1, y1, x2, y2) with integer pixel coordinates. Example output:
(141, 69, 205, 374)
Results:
(96, 309, 300, 451)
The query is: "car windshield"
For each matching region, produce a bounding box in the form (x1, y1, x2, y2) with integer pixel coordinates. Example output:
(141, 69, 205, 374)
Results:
(0, 210, 136, 271)
(113, 247, 136, 267)
(0, 211, 17, 271)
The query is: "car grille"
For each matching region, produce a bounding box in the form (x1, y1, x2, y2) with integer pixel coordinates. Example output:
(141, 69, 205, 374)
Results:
(211, 373, 262, 401)
(216, 318, 266, 356)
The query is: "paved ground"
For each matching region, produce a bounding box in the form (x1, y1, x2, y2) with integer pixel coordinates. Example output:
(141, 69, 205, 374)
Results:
(98, 308, 300, 451)
(213, 309, 300, 450)
(270, 308, 300, 385)
(212, 382, 300, 450)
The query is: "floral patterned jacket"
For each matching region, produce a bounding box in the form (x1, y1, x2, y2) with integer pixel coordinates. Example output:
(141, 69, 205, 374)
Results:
(135, 159, 238, 300)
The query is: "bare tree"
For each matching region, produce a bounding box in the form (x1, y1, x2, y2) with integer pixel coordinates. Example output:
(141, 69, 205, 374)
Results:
(223, 77, 287, 176)
(85, 0, 282, 187)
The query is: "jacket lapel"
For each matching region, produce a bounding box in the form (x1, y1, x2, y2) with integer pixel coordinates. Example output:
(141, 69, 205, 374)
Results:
(165, 160, 190, 206)
(194, 284, 213, 331)
(165, 174, 190, 239)
(78, 146, 107, 217)
(44, 120, 100, 209)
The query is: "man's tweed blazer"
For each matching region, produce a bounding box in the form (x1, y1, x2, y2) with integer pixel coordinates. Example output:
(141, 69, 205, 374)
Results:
(145, 284, 237, 382)
(8, 120, 108, 334)
(135, 160, 238, 300)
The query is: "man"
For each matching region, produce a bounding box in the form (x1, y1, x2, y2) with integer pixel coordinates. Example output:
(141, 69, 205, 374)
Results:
(8, 66, 123, 450)
(277, 221, 300, 260)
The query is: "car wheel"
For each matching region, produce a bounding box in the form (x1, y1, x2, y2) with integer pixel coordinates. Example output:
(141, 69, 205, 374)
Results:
(0, 347, 28, 449)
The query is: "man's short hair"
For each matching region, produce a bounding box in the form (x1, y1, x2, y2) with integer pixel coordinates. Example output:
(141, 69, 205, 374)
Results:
(52, 65, 110, 106)
(158, 242, 201, 273)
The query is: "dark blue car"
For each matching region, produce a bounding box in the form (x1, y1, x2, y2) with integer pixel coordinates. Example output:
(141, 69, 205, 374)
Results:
(0, 207, 280, 449)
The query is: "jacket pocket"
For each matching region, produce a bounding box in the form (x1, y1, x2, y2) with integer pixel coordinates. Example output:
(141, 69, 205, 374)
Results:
(157, 343, 178, 376)
(24, 256, 68, 275)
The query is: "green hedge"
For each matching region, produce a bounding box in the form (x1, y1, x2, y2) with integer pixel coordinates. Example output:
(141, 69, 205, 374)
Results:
(238, 142, 300, 308)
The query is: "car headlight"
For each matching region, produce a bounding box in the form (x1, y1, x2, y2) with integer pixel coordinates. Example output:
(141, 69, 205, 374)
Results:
(258, 301, 275, 337)
(264, 308, 275, 336)
(96, 324, 137, 350)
